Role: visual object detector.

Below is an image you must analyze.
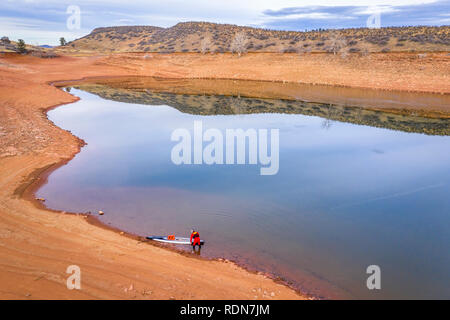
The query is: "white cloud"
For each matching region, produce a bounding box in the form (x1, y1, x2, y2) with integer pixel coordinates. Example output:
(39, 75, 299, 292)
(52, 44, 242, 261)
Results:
(0, 0, 445, 44)
(263, 12, 357, 21)
(353, 6, 402, 15)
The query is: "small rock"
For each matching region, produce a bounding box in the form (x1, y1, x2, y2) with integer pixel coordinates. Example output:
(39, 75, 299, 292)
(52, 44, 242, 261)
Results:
(270, 292, 275, 297)
(120, 231, 124, 235)
(98, 210, 104, 215)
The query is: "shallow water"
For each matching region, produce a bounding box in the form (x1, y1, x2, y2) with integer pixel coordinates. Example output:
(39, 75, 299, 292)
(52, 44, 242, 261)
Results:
(38, 86, 450, 299)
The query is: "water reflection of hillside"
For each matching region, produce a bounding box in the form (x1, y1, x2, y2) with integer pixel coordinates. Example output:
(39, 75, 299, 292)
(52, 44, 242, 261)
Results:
(73, 84, 450, 136)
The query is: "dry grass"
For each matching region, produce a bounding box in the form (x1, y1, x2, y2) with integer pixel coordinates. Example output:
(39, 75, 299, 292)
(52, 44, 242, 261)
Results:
(59, 22, 450, 54)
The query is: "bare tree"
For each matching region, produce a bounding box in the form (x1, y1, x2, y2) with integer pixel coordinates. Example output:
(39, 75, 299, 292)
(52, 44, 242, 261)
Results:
(328, 32, 346, 55)
(321, 105, 340, 130)
(201, 36, 211, 54)
(230, 32, 248, 57)
(339, 45, 349, 59)
(321, 118, 333, 130)
(230, 95, 246, 116)
(360, 43, 370, 57)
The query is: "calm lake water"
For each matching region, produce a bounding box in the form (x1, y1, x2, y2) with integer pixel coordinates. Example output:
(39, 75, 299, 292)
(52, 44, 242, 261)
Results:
(37, 85, 450, 299)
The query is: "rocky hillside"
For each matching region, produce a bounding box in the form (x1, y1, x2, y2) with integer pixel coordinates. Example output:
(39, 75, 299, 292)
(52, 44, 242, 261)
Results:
(64, 22, 450, 54)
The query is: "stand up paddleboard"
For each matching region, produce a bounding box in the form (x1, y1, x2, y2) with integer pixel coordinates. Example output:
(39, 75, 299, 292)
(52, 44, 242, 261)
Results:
(146, 236, 205, 245)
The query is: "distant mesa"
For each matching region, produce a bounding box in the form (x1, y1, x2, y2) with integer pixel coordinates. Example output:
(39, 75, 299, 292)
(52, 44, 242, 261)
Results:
(63, 22, 450, 53)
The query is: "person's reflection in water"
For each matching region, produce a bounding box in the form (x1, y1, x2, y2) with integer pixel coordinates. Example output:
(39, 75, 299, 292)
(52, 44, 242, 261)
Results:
(192, 245, 201, 255)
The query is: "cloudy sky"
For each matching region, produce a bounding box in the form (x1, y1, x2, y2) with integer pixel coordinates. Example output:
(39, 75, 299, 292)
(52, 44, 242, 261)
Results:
(1, 0, 449, 45)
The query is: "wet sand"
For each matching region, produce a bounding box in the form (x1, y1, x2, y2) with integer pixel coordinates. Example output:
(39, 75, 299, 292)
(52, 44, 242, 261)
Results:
(0, 52, 449, 299)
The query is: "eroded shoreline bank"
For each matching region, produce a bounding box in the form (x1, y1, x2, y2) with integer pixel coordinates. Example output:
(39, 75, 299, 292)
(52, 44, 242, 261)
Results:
(0, 52, 448, 299)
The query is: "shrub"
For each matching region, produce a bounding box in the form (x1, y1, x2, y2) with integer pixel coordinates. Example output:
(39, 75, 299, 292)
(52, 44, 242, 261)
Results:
(31, 50, 58, 58)
(282, 46, 297, 53)
(298, 44, 312, 55)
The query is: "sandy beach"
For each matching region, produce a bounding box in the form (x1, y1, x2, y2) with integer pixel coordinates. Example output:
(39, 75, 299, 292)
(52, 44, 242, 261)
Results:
(0, 52, 449, 299)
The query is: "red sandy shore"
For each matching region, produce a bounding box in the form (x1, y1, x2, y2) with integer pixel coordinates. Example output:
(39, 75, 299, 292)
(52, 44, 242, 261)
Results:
(0, 52, 448, 299)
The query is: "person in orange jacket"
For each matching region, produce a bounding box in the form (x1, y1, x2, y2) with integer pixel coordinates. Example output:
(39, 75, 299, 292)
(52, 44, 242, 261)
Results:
(190, 229, 201, 250)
